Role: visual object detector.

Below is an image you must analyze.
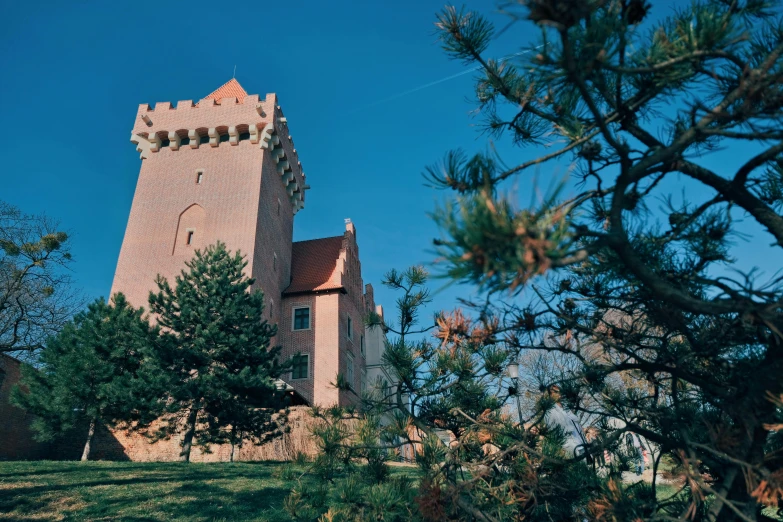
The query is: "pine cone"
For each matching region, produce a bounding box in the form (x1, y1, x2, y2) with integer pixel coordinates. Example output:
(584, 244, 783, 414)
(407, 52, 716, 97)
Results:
(623, 0, 651, 25)
(525, 0, 593, 28)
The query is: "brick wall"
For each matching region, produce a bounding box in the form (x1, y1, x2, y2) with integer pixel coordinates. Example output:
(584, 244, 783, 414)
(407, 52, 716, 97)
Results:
(0, 355, 51, 460)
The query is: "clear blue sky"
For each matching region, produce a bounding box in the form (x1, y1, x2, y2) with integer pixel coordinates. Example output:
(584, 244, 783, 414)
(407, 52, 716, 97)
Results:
(1, 1, 778, 321)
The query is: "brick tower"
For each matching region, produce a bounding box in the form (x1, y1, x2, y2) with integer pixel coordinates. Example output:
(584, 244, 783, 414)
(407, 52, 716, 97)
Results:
(112, 80, 380, 409)
(111, 79, 307, 323)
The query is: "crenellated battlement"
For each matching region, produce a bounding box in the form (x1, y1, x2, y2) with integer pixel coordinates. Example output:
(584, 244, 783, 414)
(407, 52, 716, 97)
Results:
(129, 81, 307, 213)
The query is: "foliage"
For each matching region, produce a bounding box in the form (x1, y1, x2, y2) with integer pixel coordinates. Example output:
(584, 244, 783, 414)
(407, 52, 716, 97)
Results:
(0, 200, 82, 358)
(408, 1, 783, 520)
(142, 242, 289, 462)
(11, 294, 158, 460)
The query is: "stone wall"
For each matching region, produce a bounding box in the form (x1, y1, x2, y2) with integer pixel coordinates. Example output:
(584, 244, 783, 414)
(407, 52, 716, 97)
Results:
(95, 407, 320, 462)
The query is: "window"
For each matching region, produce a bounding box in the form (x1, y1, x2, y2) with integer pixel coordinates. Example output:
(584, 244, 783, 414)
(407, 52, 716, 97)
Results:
(186, 230, 194, 245)
(293, 307, 310, 330)
(383, 380, 391, 404)
(347, 316, 353, 340)
(196, 171, 203, 184)
(269, 299, 274, 318)
(277, 198, 281, 216)
(291, 353, 308, 380)
(346, 353, 354, 389)
(273, 252, 277, 271)
(361, 370, 367, 393)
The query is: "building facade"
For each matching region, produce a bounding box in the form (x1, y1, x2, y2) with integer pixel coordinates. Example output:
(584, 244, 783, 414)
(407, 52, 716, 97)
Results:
(112, 79, 385, 407)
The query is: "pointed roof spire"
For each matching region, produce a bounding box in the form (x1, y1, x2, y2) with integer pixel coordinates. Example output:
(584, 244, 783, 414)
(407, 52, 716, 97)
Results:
(203, 78, 248, 102)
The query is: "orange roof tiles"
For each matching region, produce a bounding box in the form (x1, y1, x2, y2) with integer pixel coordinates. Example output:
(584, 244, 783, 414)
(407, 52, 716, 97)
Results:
(203, 78, 248, 102)
(284, 236, 345, 295)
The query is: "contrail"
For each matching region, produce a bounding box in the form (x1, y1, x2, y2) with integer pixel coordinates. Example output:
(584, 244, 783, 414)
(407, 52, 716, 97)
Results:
(348, 47, 541, 114)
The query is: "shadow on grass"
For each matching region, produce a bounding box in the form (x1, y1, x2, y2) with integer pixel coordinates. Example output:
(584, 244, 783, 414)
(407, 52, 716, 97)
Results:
(0, 462, 297, 521)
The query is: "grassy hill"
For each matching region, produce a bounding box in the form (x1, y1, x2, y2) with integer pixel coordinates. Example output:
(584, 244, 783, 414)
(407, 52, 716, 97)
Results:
(0, 461, 326, 521)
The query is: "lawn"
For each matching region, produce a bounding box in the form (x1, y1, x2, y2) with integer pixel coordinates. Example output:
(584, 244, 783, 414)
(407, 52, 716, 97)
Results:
(0, 461, 313, 521)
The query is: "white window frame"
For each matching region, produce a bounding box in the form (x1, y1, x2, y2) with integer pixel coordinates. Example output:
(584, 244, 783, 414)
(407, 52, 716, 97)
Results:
(291, 353, 309, 380)
(292, 306, 311, 331)
(346, 352, 354, 389)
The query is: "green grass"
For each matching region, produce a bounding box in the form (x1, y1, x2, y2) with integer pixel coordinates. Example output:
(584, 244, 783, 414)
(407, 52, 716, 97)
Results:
(0, 461, 308, 521)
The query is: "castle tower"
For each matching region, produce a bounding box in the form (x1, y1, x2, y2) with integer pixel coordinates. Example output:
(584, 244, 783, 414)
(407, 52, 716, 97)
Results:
(111, 79, 308, 324)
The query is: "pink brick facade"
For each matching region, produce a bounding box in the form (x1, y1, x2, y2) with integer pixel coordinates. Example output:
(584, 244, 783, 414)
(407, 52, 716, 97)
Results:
(112, 80, 372, 408)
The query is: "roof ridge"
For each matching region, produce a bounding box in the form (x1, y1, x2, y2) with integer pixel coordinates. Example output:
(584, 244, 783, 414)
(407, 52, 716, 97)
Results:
(293, 235, 344, 244)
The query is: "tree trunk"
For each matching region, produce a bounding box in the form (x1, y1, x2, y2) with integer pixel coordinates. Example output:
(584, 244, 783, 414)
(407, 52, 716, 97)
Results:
(81, 416, 97, 462)
(229, 425, 238, 463)
(179, 404, 199, 462)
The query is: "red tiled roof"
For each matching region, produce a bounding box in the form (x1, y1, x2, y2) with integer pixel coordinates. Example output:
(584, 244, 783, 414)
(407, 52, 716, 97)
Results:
(203, 78, 248, 102)
(284, 236, 345, 295)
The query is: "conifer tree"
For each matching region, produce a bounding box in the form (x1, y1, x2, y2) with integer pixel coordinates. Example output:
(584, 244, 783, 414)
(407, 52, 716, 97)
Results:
(145, 242, 288, 462)
(413, 1, 783, 520)
(12, 294, 157, 461)
(302, 1, 783, 520)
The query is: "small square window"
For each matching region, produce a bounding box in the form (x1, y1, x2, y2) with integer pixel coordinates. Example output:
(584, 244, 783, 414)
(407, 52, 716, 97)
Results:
(196, 171, 203, 184)
(293, 307, 310, 330)
(186, 230, 194, 245)
(291, 353, 308, 380)
(346, 353, 354, 389)
(347, 316, 353, 340)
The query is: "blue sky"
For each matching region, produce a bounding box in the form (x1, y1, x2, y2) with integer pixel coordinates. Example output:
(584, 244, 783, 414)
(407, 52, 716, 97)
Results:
(1, 1, 779, 324)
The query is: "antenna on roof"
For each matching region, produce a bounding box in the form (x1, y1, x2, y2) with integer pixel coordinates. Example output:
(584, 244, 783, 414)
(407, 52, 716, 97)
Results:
(233, 65, 236, 79)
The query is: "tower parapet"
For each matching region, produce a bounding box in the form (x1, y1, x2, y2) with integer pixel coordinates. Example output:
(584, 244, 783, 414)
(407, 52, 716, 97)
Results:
(129, 80, 307, 212)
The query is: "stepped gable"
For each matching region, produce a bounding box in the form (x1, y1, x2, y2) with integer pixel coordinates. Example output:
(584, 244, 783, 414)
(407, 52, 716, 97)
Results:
(284, 236, 345, 294)
(203, 78, 248, 103)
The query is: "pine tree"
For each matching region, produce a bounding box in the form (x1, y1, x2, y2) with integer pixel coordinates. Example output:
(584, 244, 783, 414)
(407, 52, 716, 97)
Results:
(11, 294, 157, 461)
(413, 1, 783, 520)
(145, 242, 288, 462)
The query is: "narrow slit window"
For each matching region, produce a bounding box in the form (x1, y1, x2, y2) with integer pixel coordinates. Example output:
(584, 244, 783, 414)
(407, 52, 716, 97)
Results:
(347, 316, 353, 340)
(186, 231, 194, 245)
(273, 252, 277, 271)
(346, 353, 354, 389)
(196, 172, 203, 184)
